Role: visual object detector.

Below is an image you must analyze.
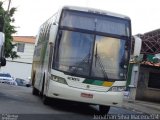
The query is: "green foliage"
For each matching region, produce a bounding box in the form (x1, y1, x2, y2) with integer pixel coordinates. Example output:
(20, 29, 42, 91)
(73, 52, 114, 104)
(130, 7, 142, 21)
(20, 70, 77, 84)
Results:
(0, 1, 18, 59)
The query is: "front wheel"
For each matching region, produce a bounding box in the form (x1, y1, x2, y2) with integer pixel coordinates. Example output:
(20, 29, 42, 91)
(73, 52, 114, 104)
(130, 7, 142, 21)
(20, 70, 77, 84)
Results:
(32, 87, 39, 96)
(99, 105, 110, 114)
(42, 95, 51, 105)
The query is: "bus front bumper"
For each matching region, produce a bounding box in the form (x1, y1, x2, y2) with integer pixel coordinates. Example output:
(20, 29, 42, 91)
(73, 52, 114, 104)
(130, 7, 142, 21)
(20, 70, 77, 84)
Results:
(47, 81, 124, 107)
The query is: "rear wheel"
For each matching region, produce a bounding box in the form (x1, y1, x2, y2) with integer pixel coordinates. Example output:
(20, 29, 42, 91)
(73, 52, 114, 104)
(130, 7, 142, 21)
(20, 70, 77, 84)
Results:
(99, 105, 110, 115)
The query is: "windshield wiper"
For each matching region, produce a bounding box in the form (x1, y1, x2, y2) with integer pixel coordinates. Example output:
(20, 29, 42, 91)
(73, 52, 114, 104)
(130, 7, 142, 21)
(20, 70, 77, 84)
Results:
(95, 44, 109, 79)
(71, 53, 91, 75)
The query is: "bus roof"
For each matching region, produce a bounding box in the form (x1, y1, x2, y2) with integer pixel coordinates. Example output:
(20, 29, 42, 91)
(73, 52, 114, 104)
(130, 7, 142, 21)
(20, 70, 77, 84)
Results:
(62, 6, 130, 20)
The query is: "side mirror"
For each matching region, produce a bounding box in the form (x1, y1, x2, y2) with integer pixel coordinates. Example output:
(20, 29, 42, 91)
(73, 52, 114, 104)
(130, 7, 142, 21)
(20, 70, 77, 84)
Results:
(130, 36, 142, 62)
(0, 57, 6, 66)
(133, 36, 142, 57)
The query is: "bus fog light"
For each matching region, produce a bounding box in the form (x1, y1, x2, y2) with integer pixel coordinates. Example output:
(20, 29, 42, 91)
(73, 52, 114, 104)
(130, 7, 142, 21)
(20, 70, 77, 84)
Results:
(109, 86, 126, 92)
(51, 75, 68, 85)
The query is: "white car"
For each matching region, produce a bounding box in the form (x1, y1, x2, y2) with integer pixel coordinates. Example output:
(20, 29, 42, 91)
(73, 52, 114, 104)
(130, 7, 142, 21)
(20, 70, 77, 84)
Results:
(0, 73, 17, 85)
(15, 78, 31, 87)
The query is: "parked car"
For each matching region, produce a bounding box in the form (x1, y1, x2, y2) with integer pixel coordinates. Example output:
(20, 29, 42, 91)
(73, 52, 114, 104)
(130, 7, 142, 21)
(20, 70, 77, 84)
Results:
(15, 78, 31, 87)
(0, 72, 17, 85)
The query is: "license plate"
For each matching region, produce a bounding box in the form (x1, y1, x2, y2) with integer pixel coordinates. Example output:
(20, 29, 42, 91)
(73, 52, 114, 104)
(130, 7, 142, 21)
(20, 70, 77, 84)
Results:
(81, 93, 93, 98)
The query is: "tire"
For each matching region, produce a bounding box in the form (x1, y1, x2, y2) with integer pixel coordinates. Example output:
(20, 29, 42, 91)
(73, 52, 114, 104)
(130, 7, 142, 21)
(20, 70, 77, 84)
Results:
(26, 84, 31, 87)
(32, 87, 39, 96)
(99, 105, 110, 115)
(42, 95, 51, 105)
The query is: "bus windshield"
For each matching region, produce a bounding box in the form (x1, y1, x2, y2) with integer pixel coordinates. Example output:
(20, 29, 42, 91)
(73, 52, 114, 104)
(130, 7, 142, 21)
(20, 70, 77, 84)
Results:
(54, 30, 128, 80)
(53, 10, 130, 80)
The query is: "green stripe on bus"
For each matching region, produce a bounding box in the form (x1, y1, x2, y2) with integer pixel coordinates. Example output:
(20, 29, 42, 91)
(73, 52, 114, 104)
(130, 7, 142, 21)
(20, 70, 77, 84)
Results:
(83, 79, 94, 84)
(92, 80, 104, 86)
(83, 79, 104, 86)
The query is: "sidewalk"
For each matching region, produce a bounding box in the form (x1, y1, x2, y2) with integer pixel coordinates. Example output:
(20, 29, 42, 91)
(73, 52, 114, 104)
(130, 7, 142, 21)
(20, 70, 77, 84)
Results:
(122, 98, 160, 114)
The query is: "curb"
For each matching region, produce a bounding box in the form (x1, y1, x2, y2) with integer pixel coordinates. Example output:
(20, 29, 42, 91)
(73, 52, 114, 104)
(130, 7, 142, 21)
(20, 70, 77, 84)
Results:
(122, 105, 146, 114)
(123, 100, 160, 114)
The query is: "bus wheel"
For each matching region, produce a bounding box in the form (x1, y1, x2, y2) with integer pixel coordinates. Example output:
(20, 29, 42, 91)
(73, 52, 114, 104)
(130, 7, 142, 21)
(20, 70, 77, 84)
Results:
(32, 87, 39, 96)
(42, 95, 51, 105)
(99, 105, 110, 115)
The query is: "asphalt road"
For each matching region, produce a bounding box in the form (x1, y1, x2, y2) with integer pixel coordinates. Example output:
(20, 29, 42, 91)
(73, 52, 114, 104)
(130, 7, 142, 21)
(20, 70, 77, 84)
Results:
(0, 84, 140, 120)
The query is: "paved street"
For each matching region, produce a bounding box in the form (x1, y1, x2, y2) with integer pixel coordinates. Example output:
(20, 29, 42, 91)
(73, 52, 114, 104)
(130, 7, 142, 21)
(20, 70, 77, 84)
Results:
(0, 84, 143, 120)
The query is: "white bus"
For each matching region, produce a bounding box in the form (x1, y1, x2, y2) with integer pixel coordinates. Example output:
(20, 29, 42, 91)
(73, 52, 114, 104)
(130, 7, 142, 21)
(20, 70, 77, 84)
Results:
(31, 6, 131, 114)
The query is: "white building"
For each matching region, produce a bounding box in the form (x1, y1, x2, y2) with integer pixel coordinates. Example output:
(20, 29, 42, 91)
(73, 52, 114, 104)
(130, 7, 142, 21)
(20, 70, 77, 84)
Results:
(1, 36, 36, 80)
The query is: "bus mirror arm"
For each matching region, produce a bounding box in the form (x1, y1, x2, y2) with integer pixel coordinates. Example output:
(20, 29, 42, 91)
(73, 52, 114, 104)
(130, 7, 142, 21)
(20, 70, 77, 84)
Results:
(53, 22, 57, 25)
(49, 41, 53, 45)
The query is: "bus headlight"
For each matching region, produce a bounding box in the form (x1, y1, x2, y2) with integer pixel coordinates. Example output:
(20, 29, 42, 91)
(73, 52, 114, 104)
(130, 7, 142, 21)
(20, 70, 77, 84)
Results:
(109, 86, 126, 92)
(50, 75, 68, 85)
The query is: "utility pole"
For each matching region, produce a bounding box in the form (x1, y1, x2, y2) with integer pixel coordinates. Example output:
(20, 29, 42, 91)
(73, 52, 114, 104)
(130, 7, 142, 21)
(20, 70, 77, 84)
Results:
(7, 0, 12, 13)
(3, 0, 12, 33)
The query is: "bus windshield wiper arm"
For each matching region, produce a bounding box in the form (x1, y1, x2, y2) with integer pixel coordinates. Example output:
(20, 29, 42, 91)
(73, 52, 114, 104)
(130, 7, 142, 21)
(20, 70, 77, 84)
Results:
(95, 44, 109, 80)
(71, 53, 91, 75)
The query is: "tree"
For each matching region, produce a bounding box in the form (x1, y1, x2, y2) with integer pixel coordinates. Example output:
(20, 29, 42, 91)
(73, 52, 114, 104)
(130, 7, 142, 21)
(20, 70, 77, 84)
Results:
(0, 1, 18, 59)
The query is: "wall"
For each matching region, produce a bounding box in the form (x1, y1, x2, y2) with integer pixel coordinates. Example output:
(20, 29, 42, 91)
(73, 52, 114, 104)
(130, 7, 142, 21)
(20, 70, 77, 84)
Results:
(0, 36, 35, 80)
(136, 65, 160, 103)
(1, 61, 32, 80)
(7, 42, 35, 63)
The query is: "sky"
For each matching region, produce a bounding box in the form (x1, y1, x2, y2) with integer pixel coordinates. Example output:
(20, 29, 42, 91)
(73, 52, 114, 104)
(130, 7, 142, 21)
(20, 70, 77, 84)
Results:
(2, 0, 160, 36)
